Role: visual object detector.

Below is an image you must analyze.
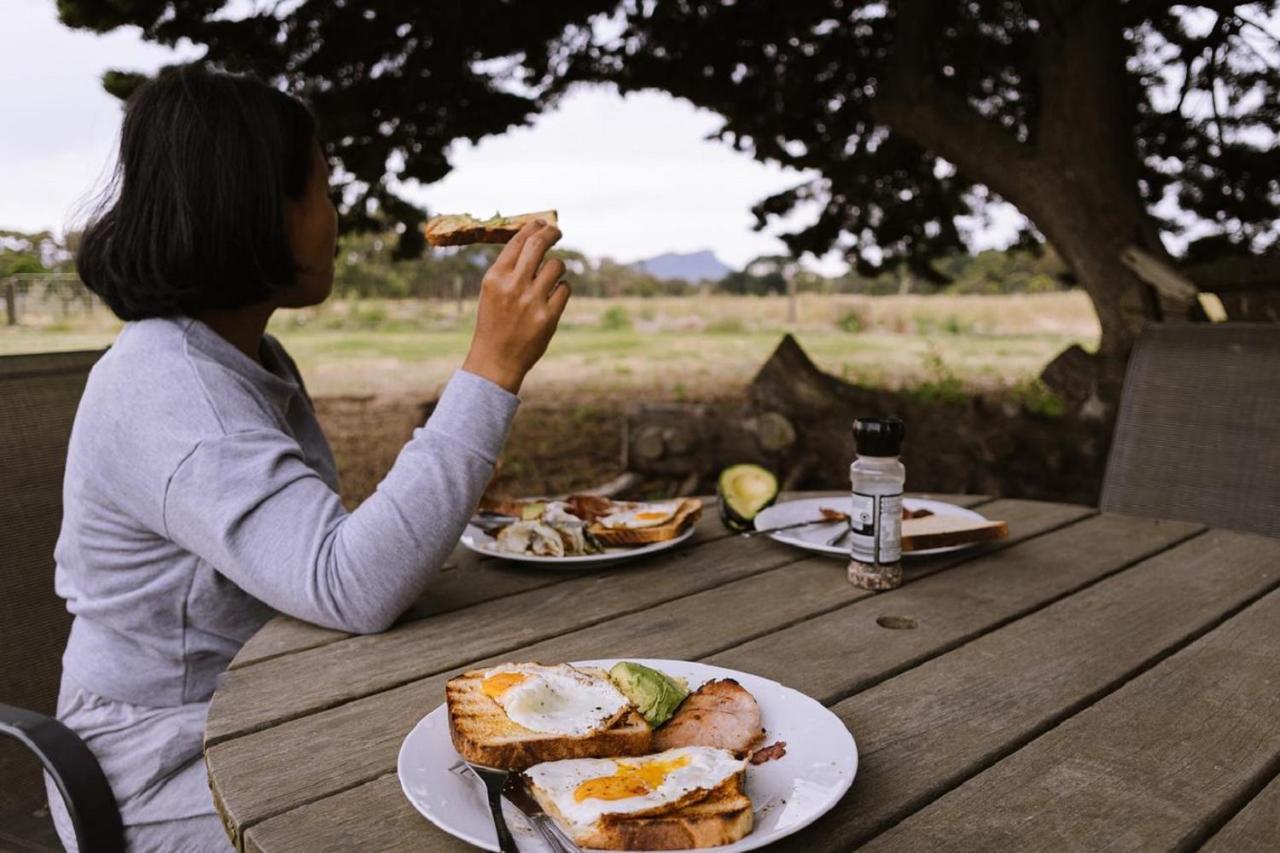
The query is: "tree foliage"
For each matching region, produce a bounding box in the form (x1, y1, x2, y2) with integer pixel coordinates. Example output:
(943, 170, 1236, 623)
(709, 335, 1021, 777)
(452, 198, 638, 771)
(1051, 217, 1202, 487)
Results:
(562, 1, 1279, 276)
(57, 0, 615, 256)
(58, 0, 1279, 373)
(59, 0, 1278, 271)
(0, 230, 73, 277)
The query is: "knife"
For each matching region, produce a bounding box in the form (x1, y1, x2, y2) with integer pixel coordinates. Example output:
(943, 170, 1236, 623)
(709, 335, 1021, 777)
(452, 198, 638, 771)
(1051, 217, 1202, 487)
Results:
(501, 772, 581, 852)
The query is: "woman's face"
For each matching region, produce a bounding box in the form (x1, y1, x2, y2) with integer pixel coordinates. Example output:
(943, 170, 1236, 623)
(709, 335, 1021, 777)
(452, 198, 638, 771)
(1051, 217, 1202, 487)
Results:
(279, 142, 338, 308)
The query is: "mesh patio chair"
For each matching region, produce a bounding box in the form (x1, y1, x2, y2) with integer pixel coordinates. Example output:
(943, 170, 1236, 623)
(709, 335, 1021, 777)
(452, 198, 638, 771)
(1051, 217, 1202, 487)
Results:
(1101, 323, 1280, 538)
(0, 349, 123, 853)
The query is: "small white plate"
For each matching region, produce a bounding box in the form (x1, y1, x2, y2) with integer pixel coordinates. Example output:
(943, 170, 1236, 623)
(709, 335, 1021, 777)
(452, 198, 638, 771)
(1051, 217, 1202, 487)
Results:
(398, 658, 858, 852)
(754, 496, 988, 558)
(460, 524, 696, 570)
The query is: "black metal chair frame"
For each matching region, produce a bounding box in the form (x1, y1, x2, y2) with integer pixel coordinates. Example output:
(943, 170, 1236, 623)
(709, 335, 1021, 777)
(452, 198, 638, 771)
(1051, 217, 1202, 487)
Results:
(0, 703, 124, 852)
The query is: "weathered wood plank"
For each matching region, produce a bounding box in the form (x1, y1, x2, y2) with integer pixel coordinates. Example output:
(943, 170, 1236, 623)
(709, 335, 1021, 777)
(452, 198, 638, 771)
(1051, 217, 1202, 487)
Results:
(208, 529, 803, 745)
(1201, 772, 1280, 853)
(208, 495, 1000, 744)
(228, 504, 728, 670)
(765, 529, 1280, 850)
(227, 493, 989, 669)
(244, 774, 465, 853)
(209, 500, 1092, 844)
(703, 509, 1194, 704)
(861, 585, 1280, 852)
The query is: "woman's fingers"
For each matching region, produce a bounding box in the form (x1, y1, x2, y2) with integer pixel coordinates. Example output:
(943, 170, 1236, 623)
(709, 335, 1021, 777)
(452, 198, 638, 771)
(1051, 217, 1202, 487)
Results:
(492, 220, 545, 273)
(532, 257, 567, 300)
(545, 280, 571, 323)
(514, 224, 562, 282)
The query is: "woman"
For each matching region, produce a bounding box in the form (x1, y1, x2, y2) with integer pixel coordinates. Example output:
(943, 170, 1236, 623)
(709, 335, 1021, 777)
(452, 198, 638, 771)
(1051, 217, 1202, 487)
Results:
(48, 65, 568, 850)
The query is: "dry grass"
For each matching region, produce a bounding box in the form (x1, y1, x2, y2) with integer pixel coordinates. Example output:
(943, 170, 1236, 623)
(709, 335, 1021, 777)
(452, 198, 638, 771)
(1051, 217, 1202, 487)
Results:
(2, 292, 1098, 403)
(1, 292, 1100, 501)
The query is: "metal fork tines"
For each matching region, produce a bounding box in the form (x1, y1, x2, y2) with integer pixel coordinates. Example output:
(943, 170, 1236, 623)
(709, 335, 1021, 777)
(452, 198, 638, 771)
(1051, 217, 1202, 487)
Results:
(502, 772, 581, 852)
(463, 761, 519, 853)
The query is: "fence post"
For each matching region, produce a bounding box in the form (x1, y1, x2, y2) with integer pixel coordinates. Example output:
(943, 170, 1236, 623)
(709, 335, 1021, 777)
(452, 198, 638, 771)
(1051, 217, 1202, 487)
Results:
(4, 279, 16, 326)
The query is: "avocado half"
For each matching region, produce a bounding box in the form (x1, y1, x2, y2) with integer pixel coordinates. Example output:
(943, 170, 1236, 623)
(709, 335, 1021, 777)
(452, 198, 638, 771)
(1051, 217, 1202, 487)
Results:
(717, 464, 779, 532)
(609, 662, 689, 727)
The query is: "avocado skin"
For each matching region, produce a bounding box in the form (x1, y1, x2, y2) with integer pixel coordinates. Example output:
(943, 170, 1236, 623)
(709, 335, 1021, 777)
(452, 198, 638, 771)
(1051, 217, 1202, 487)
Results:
(717, 464, 779, 532)
(609, 662, 689, 728)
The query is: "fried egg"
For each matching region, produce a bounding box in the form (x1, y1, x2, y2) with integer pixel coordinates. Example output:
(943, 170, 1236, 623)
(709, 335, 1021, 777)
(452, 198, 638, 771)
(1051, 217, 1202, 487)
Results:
(480, 663, 630, 736)
(597, 500, 683, 530)
(541, 501, 582, 525)
(525, 746, 745, 828)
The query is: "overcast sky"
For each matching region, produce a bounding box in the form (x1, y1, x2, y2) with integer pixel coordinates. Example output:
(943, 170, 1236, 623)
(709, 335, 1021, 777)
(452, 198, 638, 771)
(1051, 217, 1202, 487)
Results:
(0, 0, 1030, 273)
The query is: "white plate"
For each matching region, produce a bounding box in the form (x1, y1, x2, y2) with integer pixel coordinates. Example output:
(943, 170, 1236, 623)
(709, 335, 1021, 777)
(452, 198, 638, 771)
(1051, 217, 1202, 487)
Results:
(754, 496, 988, 558)
(460, 524, 696, 570)
(398, 658, 858, 852)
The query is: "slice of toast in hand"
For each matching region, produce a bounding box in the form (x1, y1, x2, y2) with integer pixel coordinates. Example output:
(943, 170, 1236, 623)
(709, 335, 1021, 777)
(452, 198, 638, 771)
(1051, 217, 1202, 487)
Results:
(422, 210, 558, 246)
(447, 667, 652, 770)
(534, 769, 753, 851)
(588, 499, 703, 547)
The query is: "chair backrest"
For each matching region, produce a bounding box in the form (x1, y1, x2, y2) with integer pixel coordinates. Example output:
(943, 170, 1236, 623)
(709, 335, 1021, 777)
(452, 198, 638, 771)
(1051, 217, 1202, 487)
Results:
(1101, 324, 1280, 537)
(0, 349, 103, 816)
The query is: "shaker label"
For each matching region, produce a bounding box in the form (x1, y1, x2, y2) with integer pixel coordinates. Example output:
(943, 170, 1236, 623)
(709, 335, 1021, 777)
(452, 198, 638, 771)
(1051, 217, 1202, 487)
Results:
(850, 491, 903, 564)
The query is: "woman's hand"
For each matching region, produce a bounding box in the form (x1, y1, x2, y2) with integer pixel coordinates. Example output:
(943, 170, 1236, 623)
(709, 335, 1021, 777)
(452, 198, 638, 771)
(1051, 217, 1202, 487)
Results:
(462, 220, 571, 394)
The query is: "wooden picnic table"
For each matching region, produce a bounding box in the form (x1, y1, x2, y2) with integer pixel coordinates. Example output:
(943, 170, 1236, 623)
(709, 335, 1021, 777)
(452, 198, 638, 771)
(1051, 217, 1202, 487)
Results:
(204, 493, 1280, 852)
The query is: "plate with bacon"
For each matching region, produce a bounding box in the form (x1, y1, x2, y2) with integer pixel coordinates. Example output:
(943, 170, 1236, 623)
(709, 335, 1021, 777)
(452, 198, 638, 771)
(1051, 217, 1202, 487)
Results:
(462, 495, 702, 568)
(398, 658, 858, 851)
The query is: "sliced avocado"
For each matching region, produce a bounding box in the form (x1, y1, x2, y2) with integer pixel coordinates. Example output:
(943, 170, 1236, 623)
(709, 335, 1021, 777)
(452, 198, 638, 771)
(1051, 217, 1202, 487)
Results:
(717, 464, 779, 532)
(608, 662, 689, 728)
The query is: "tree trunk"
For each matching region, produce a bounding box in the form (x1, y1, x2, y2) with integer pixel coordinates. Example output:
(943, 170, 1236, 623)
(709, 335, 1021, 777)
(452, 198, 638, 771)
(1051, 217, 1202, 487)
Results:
(1021, 0, 1156, 397)
(622, 336, 1112, 504)
(873, 0, 1163, 403)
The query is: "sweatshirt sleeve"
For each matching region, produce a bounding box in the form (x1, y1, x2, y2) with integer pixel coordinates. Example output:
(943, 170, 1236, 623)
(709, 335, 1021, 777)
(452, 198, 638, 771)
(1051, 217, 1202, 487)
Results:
(162, 371, 518, 633)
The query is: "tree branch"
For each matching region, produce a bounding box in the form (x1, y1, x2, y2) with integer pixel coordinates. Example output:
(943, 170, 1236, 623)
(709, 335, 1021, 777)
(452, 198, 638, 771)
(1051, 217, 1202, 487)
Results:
(870, 88, 1036, 204)
(870, 0, 1036, 202)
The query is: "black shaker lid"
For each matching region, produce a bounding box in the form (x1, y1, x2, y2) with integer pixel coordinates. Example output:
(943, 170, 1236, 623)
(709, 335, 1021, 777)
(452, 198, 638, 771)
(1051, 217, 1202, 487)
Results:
(853, 417, 905, 457)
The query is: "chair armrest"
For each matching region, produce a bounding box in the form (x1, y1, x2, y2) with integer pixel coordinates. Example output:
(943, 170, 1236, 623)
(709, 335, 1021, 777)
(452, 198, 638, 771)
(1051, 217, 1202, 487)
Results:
(0, 702, 124, 853)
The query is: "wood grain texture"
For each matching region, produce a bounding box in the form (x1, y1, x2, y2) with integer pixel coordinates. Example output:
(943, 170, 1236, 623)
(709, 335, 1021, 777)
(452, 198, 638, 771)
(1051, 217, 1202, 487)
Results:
(704, 508, 1195, 704)
(227, 494, 987, 670)
(862, 585, 1280, 852)
(244, 774, 468, 853)
(767, 529, 1280, 849)
(207, 499, 1082, 844)
(1202, 772, 1280, 853)
(209, 494, 993, 743)
(229, 506, 730, 670)
(207, 531, 801, 745)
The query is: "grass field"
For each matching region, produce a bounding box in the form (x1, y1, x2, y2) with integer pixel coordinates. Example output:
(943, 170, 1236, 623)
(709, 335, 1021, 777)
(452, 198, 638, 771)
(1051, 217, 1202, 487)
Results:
(1, 292, 1098, 403)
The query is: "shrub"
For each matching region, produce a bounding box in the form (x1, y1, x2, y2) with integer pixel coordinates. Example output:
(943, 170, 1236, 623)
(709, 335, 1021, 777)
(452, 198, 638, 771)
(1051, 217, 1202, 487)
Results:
(600, 306, 632, 330)
(837, 309, 864, 333)
(706, 317, 745, 334)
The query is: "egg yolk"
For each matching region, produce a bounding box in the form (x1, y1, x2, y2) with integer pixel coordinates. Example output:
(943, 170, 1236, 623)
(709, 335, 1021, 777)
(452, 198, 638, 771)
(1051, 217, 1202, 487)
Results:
(634, 511, 669, 522)
(482, 672, 529, 699)
(574, 755, 691, 802)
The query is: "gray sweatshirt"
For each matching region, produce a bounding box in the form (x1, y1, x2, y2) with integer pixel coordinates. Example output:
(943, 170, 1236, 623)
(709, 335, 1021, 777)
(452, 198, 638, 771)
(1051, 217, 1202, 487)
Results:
(51, 316, 517, 829)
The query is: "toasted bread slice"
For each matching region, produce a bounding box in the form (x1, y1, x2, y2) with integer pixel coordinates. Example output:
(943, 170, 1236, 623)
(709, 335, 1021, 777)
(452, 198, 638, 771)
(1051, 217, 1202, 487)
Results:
(589, 499, 703, 547)
(533, 769, 753, 850)
(446, 666, 652, 770)
(422, 210, 557, 246)
(902, 515, 1008, 552)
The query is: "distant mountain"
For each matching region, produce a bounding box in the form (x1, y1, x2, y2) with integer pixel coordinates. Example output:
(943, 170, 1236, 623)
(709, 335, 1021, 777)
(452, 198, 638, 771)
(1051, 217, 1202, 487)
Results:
(632, 250, 732, 283)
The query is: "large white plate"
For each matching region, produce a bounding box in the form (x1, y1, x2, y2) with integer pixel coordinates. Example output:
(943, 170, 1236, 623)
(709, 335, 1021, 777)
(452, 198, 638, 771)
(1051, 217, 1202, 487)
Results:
(398, 658, 858, 852)
(460, 524, 696, 570)
(754, 496, 988, 558)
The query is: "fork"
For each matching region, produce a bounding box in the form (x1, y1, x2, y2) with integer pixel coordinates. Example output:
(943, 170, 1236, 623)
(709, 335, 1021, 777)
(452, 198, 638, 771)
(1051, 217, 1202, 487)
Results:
(502, 772, 581, 852)
(463, 761, 519, 853)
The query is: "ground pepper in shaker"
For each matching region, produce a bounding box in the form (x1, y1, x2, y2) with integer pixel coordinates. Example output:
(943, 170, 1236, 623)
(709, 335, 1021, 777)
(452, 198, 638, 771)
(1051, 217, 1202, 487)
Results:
(847, 417, 906, 590)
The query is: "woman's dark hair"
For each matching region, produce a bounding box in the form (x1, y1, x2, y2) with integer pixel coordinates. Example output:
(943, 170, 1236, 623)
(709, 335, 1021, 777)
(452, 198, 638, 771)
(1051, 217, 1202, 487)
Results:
(78, 65, 318, 319)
